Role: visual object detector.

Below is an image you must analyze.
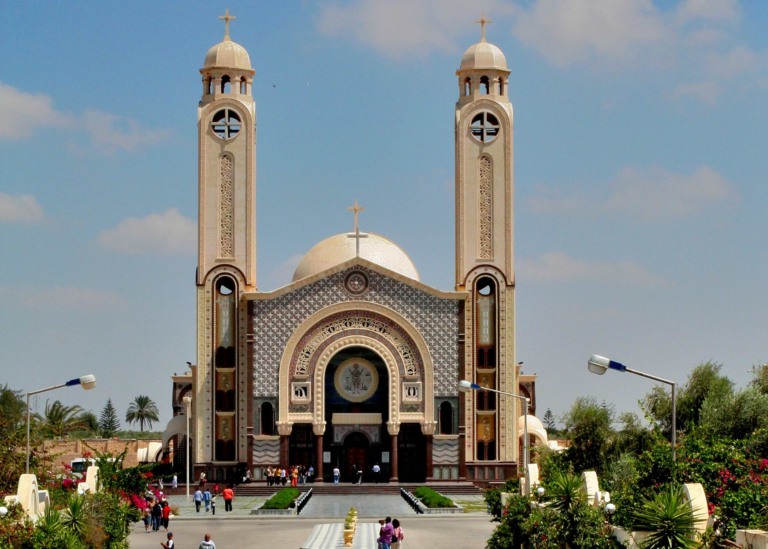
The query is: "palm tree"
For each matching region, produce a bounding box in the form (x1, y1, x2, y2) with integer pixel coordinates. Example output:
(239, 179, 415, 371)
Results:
(36, 400, 86, 438)
(633, 484, 699, 549)
(125, 395, 160, 432)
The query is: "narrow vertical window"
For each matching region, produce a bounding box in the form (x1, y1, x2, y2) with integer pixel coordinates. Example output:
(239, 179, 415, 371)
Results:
(479, 156, 493, 258)
(219, 154, 234, 257)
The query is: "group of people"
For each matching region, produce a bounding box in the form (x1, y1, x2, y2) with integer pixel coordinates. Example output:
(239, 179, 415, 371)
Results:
(193, 484, 235, 513)
(142, 492, 172, 534)
(263, 464, 315, 487)
(377, 516, 405, 549)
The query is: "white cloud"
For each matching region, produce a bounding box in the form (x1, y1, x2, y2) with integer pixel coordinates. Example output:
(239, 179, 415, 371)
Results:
(704, 46, 762, 79)
(519, 252, 666, 287)
(529, 165, 738, 221)
(82, 110, 170, 155)
(509, 0, 672, 67)
(0, 285, 124, 311)
(671, 80, 721, 104)
(0, 81, 169, 153)
(0, 193, 44, 223)
(606, 166, 738, 220)
(675, 0, 739, 25)
(317, 0, 502, 59)
(0, 82, 74, 139)
(97, 208, 195, 255)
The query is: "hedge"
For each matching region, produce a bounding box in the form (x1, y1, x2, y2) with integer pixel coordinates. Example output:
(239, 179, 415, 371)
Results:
(413, 486, 455, 508)
(261, 487, 300, 509)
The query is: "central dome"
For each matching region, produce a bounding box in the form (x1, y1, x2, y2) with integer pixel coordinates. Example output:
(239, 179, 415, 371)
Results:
(292, 233, 420, 282)
(459, 41, 508, 71)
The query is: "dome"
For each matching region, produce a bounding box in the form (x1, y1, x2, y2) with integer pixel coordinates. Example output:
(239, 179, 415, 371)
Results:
(292, 233, 420, 282)
(459, 40, 508, 72)
(203, 38, 252, 70)
(518, 414, 548, 444)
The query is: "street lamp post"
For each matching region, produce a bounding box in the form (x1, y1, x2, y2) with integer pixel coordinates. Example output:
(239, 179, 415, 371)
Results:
(459, 380, 531, 496)
(183, 395, 192, 500)
(26, 375, 97, 474)
(588, 354, 676, 462)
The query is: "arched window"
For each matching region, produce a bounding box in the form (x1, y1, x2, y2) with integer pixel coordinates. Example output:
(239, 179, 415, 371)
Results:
(439, 401, 453, 434)
(221, 75, 231, 93)
(240, 77, 247, 94)
(260, 402, 274, 435)
(480, 76, 490, 95)
(498, 78, 504, 96)
(464, 77, 472, 96)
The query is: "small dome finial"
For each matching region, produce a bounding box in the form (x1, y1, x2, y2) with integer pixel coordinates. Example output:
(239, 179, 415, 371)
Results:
(475, 15, 492, 43)
(219, 8, 236, 41)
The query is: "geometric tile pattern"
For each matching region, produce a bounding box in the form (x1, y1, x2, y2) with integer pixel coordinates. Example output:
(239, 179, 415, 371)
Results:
(250, 266, 462, 398)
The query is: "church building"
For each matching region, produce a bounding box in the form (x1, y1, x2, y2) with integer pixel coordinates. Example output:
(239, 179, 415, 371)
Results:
(164, 13, 546, 485)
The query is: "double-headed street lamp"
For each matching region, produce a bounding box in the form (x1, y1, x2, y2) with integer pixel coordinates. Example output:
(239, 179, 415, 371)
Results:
(26, 375, 97, 474)
(459, 379, 532, 496)
(587, 354, 676, 462)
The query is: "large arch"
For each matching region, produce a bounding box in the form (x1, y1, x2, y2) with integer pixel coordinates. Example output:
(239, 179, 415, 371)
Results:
(277, 301, 435, 429)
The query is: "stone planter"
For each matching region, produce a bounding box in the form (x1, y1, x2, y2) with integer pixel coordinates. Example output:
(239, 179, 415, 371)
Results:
(343, 528, 355, 546)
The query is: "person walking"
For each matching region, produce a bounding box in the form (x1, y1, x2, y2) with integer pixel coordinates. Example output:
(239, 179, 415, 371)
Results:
(194, 487, 203, 512)
(210, 492, 217, 515)
(160, 532, 175, 549)
(356, 466, 363, 485)
(199, 532, 216, 549)
(171, 474, 178, 489)
(151, 499, 162, 532)
(378, 517, 394, 549)
(161, 500, 171, 531)
(372, 463, 381, 484)
(333, 466, 340, 485)
(391, 518, 404, 548)
(203, 487, 211, 512)
(222, 484, 234, 512)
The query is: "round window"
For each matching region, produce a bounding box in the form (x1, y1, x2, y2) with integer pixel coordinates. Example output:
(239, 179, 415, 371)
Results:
(470, 112, 500, 143)
(211, 108, 242, 140)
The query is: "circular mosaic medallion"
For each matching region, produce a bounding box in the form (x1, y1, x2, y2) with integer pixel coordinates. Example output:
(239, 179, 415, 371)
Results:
(334, 357, 378, 402)
(344, 271, 369, 295)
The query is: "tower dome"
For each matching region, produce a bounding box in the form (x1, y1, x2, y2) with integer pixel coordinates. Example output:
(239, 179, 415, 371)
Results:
(203, 39, 252, 70)
(292, 233, 420, 282)
(459, 40, 508, 71)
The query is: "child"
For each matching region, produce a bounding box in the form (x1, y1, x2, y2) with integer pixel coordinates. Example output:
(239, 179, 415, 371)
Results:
(211, 492, 217, 515)
(160, 531, 175, 548)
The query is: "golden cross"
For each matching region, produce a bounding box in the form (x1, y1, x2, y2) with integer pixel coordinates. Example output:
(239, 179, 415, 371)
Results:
(219, 8, 236, 40)
(476, 15, 492, 42)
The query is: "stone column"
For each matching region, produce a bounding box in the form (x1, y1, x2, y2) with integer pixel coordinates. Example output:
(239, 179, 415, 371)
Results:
(387, 421, 400, 482)
(313, 421, 326, 483)
(422, 421, 436, 481)
(276, 421, 293, 468)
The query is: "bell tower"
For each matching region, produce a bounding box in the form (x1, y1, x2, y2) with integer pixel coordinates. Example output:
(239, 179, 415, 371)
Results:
(455, 19, 519, 481)
(195, 10, 256, 469)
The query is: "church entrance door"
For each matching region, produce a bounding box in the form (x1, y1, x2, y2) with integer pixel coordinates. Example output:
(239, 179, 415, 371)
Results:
(343, 432, 368, 483)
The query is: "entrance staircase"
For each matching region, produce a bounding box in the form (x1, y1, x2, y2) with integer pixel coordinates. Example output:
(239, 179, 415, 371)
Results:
(234, 481, 484, 497)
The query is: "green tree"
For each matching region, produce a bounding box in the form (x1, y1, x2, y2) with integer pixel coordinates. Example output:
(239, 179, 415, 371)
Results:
(562, 396, 615, 473)
(125, 395, 159, 432)
(99, 399, 121, 437)
(749, 362, 768, 394)
(0, 383, 26, 435)
(542, 407, 557, 430)
(36, 400, 86, 439)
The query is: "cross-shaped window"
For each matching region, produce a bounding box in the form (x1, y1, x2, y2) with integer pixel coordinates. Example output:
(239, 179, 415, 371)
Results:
(211, 108, 242, 140)
(470, 112, 500, 143)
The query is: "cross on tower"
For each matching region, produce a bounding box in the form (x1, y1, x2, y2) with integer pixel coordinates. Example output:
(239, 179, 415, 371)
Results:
(346, 200, 368, 257)
(476, 15, 492, 42)
(219, 8, 236, 40)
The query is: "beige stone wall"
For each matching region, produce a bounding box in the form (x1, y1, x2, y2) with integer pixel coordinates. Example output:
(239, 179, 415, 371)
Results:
(41, 439, 161, 472)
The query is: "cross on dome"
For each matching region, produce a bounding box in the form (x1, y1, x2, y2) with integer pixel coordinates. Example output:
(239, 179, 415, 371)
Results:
(346, 200, 368, 257)
(476, 15, 492, 42)
(219, 8, 236, 40)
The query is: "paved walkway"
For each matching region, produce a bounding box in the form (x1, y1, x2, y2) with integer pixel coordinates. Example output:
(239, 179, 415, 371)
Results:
(128, 493, 494, 548)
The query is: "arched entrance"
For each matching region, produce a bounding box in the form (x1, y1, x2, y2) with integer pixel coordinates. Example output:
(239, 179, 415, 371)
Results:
(324, 346, 391, 482)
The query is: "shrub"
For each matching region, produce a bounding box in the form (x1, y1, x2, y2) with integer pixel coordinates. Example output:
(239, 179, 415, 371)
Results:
(633, 484, 699, 549)
(412, 486, 454, 508)
(261, 487, 300, 509)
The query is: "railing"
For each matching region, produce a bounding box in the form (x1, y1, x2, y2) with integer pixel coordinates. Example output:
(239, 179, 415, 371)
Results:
(400, 488, 424, 514)
(296, 487, 313, 514)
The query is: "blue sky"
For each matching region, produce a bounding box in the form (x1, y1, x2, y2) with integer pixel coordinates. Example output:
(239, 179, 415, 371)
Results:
(1, 1, 766, 430)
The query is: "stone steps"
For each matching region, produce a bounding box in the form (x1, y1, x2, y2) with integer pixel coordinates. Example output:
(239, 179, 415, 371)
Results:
(234, 482, 484, 497)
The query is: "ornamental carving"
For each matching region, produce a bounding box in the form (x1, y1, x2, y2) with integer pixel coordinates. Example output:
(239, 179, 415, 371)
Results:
(479, 155, 493, 258)
(295, 315, 418, 377)
(219, 154, 234, 257)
